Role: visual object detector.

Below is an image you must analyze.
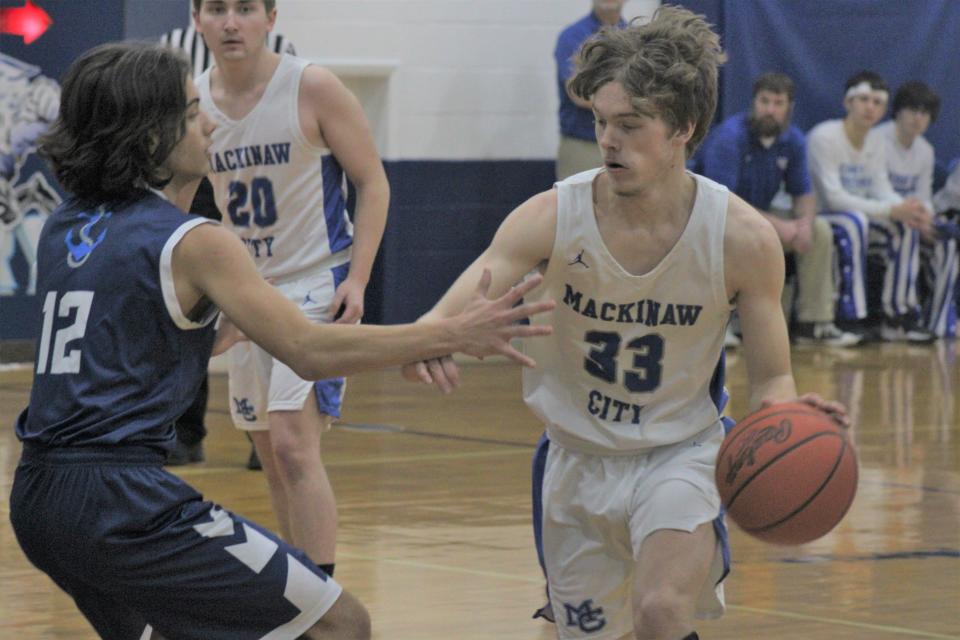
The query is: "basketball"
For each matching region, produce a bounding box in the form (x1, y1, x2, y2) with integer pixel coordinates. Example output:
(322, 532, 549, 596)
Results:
(715, 402, 858, 545)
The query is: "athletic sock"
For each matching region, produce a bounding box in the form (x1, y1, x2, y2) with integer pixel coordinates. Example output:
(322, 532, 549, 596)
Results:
(318, 563, 335, 577)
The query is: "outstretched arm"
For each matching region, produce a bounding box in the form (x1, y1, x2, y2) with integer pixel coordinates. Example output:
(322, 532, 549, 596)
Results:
(403, 189, 559, 390)
(172, 224, 554, 380)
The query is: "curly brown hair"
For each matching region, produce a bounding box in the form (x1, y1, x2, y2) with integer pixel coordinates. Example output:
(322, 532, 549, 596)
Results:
(40, 42, 192, 205)
(568, 5, 726, 156)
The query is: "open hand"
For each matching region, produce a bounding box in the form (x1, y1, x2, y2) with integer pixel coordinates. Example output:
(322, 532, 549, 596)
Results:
(452, 269, 555, 366)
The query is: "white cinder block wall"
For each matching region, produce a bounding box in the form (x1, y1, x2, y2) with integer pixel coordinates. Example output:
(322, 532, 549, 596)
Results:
(274, 1, 661, 160)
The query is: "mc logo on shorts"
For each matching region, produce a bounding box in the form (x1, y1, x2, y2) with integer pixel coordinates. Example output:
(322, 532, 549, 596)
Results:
(233, 397, 257, 422)
(563, 599, 606, 633)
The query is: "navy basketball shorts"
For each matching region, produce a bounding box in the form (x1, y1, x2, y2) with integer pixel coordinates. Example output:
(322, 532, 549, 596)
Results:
(10, 444, 342, 640)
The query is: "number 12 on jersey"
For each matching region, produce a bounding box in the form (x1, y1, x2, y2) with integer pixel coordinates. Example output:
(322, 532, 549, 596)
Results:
(37, 290, 94, 375)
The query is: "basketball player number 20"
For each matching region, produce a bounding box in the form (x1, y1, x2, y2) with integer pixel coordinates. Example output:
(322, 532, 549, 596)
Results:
(227, 177, 278, 228)
(584, 331, 664, 392)
(36, 290, 94, 375)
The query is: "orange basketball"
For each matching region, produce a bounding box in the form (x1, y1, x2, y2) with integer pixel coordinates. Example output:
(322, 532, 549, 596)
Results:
(715, 402, 858, 545)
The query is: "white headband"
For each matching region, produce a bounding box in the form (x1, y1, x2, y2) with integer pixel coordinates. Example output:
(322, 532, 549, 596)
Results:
(845, 81, 888, 100)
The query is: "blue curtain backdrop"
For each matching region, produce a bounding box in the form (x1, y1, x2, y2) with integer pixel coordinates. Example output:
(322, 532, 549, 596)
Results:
(679, 0, 959, 164)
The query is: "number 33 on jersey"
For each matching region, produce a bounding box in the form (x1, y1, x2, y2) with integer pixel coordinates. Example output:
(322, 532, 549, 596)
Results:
(521, 170, 735, 453)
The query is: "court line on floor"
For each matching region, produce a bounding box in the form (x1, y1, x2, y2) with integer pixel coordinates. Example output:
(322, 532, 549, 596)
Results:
(338, 424, 960, 494)
(173, 447, 533, 477)
(190, 418, 960, 494)
(331, 420, 535, 449)
(331, 447, 535, 467)
(862, 480, 960, 495)
(336, 551, 959, 638)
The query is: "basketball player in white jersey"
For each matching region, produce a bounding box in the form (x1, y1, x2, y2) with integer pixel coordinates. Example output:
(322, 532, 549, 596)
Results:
(193, 0, 389, 578)
(402, 8, 848, 640)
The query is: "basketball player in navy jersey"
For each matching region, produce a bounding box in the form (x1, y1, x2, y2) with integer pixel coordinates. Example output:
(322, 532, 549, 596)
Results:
(192, 0, 388, 581)
(403, 8, 848, 640)
(8, 42, 554, 640)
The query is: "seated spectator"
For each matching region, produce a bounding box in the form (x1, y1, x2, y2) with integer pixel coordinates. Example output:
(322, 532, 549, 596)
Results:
(876, 81, 957, 338)
(807, 70, 934, 342)
(934, 159, 960, 216)
(699, 72, 859, 346)
(932, 159, 960, 331)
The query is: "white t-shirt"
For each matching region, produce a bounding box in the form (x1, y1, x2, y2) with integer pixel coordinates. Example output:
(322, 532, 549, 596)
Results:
(807, 119, 902, 217)
(876, 120, 934, 211)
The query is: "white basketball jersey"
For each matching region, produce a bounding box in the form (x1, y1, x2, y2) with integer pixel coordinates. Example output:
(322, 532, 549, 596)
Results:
(197, 55, 353, 280)
(523, 169, 733, 454)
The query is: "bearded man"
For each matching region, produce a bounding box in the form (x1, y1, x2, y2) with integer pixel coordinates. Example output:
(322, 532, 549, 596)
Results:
(699, 72, 860, 346)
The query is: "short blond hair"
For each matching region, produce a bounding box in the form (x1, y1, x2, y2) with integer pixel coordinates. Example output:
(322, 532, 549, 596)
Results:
(568, 5, 726, 155)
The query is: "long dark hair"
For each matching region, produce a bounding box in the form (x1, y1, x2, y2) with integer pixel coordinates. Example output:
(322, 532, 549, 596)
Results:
(40, 42, 191, 204)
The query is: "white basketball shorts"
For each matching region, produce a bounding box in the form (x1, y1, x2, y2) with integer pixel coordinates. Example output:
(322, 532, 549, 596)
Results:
(541, 422, 728, 638)
(227, 263, 350, 431)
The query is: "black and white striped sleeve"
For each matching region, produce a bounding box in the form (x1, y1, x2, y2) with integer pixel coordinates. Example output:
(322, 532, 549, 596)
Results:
(268, 33, 297, 56)
(160, 24, 212, 76)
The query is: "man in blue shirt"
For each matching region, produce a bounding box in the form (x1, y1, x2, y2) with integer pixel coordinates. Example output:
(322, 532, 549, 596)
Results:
(699, 73, 860, 346)
(555, 1, 627, 180)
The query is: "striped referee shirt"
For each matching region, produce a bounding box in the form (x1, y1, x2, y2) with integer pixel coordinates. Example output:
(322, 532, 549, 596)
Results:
(160, 24, 296, 76)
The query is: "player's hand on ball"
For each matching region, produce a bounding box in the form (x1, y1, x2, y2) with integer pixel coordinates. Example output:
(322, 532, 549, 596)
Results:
(794, 393, 849, 429)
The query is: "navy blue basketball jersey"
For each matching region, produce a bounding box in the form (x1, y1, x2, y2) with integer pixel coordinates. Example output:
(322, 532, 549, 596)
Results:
(16, 192, 217, 448)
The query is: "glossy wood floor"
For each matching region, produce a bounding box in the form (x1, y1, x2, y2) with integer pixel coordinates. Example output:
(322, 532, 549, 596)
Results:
(1, 341, 958, 639)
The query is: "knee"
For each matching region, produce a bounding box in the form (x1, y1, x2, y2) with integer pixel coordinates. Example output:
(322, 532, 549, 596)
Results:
(813, 216, 832, 240)
(340, 601, 372, 640)
(268, 429, 316, 481)
(633, 588, 689, 638)
(308, 591, 371, 640)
